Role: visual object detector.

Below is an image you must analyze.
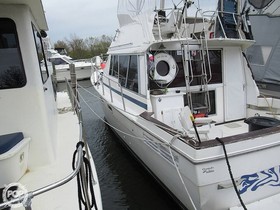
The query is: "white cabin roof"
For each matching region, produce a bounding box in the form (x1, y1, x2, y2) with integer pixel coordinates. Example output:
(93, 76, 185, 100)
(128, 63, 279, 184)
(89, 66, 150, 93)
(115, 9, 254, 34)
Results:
(0, 0, 48, 30)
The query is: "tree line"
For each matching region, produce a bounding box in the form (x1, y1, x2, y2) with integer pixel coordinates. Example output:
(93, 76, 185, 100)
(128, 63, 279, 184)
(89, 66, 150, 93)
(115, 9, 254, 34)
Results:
(53, 34, 112, 60)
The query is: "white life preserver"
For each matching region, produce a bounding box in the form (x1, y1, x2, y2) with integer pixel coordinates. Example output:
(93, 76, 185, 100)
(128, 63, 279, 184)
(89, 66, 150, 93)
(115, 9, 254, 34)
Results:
(153, 53, 177, 85)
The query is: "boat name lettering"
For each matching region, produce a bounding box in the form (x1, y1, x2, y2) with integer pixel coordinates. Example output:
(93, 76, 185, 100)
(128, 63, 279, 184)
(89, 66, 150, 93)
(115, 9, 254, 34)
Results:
(202, 167, 215, 174)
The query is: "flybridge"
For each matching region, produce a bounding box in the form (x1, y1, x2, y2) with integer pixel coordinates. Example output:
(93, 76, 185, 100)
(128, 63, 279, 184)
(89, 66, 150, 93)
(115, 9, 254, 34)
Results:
(111, 0, 254, 54)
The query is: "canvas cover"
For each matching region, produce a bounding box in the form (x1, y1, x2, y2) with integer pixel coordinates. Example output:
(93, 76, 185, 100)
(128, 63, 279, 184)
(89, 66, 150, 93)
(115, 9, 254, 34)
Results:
(108, 0, 157, 53)
(246, 0, 280, 15)
(244, 0, 280, 85)
(248, 0, 274, 9)
(246, 15, 280, 85)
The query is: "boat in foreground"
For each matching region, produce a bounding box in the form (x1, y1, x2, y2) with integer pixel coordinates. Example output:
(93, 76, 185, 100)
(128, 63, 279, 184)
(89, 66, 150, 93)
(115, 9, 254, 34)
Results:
(91, 0, 280, 209)
(0, 0, 102, 209)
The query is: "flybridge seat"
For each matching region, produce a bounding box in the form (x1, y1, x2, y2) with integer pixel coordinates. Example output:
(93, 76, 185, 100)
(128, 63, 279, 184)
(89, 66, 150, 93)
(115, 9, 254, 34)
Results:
(0, 132, 24, 155)
(179, 106, 223, 140)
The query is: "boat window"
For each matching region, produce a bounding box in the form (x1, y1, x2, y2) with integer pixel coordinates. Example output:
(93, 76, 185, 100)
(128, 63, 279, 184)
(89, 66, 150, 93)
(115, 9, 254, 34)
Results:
(184, 90, 216, 115)
(50, 58, 69, 65)
(149, 50, 222, 89)
(0, 18, 26, 89)
(126, 55, 138, 92)
(109, 54, 139, 93)
(190, 50, 222, 85)
(118, 55, 129, 86)
(111, 55, 119, 78)
(109, 55, 114, 75)
(32, 24, 49, 83)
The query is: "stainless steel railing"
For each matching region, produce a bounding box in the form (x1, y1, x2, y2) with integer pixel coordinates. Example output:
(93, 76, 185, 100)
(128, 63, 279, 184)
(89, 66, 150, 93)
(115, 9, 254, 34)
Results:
(102, 74, 126, 112)
(0, 135, 84, 210)
(91, 63, 127, 112)
(153, 5, 245, 41)
(201, 10, 243, 39)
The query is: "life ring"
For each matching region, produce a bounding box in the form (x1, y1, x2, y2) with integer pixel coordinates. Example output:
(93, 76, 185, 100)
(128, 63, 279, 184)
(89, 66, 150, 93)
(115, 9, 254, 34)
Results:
(153, 53, 177, 84)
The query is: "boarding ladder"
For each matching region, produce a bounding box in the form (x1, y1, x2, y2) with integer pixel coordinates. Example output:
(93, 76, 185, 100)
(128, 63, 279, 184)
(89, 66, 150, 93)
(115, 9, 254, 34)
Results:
(182, 33, 212, 115)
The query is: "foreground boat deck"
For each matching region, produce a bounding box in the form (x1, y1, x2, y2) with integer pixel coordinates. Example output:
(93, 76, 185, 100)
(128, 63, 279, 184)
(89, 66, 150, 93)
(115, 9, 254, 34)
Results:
(17, 92, 102, 209)
(18, 92, 79, 209)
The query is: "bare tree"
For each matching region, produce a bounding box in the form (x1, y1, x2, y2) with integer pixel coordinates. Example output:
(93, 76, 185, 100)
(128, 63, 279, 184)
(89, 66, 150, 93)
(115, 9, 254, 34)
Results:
(53, 34, 112, 59)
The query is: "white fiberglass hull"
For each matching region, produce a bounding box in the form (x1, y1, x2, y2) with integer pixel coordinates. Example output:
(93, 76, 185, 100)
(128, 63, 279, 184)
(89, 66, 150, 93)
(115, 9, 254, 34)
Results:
(100, 97, 280, 210)
(56, 66, 92, 82)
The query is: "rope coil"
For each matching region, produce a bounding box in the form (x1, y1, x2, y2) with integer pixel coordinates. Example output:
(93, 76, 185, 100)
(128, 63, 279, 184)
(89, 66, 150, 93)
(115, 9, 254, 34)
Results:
(72, 142, 97, 210)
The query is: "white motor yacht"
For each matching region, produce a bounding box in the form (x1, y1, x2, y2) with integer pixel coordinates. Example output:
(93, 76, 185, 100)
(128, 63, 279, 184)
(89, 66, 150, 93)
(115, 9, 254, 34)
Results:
(91, 0, 280, 209)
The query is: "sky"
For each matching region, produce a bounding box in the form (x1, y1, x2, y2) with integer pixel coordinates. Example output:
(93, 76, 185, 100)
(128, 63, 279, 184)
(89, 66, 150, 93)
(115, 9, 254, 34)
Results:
(42, 0, 119, 44)
(42, 0, 217, 45)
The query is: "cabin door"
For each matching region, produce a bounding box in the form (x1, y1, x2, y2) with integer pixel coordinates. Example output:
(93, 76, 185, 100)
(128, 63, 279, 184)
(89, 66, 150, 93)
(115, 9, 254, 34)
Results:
(223, 47, 246, 121)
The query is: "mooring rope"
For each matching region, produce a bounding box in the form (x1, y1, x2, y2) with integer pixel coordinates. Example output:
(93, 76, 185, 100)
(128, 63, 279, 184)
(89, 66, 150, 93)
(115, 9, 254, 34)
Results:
(72, 142, 97, 210)
(168, 136, 198, 210)
(216, 137, 247, 210)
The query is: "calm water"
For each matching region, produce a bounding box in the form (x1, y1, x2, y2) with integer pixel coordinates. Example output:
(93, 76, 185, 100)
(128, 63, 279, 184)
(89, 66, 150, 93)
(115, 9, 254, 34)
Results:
(63, 81, 181, 210)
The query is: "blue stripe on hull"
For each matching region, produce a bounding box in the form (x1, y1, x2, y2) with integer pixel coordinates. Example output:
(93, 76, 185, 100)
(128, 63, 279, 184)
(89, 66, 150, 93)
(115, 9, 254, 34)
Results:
(103, 83, 147, 109)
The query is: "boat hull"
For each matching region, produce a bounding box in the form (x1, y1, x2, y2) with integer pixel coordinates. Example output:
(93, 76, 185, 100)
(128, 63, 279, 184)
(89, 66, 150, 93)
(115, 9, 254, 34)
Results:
(100, 97, 280, 210)
(55, 66, 92, 82)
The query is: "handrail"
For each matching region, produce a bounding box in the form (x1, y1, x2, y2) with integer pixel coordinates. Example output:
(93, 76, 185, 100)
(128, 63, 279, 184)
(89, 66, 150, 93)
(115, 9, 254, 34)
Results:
(202, 10, 243, 39)
(66, 75, 83, 123)
(153, 5, 245, 41)
(0, 74, 91, 210)
(0, 142, 84, 210)
(65, 76, 94, 208)
(100, 73, 127, 112)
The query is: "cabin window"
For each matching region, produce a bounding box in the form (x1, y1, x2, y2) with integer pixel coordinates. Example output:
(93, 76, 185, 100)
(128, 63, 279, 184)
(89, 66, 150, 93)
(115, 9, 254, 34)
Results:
(109, 55, 114, 76)
(149, 50, 222, 90)
(118, 55, 129, 86)
(184, 90, 216, 115)
(109, 54, 139, 93)
(110, 55, 119, 78)
(0, 18, 26, 89)
(32, 24, 49, 83)
(49, 58, 68, 65)
(189, 50, 222, 85)
(126, 55, 138, 92)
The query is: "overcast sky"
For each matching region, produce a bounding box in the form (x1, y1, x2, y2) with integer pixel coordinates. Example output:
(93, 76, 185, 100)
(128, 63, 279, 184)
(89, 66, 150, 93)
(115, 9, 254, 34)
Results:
(42, 0, 119, 44)
(42, 0, 217, 45)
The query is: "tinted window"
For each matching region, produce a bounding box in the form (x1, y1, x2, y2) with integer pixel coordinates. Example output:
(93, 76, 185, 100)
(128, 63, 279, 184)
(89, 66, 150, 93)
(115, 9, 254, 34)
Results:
(109, 54, 139, 93)
(118, 55, 129, 87)
(32, 24, 48, 83)
(50, 58, 68, 65)
(149, 50, 222, 89)
(189, 50, 222, 85)
(126, 55, 138, 92)
(109, 55, 114, 75)
(184, 90, 216, 115)
(0, 18, 26, 89)
(112, 55, 119, 78)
